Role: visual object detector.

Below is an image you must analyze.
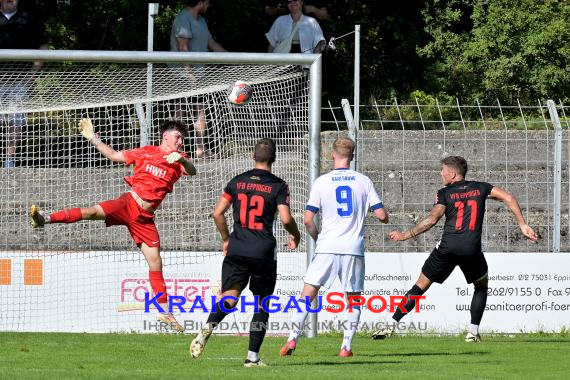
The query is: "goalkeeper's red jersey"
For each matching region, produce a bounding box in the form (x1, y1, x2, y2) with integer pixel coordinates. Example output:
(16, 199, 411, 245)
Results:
(122, 145, 188, 209)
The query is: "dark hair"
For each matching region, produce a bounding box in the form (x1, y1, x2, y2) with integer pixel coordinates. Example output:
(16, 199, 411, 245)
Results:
(187, 0, 202, 7)
(254, 138, 276, 164)
(441, 156, 468, 177)
(159, 120, 188, 139)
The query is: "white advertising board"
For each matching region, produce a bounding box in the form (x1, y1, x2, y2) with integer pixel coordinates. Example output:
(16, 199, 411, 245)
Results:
(1, 251, 569, 334)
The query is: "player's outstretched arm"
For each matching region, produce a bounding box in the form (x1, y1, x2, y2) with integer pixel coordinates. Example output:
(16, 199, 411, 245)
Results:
(490, 186, 539, 242)
(278, 204, 301, 249)
(212, 196, 232, 255)
(78, 118, 125, 163)
(163, 152, 197, 175)
(389, 204, 445, 241)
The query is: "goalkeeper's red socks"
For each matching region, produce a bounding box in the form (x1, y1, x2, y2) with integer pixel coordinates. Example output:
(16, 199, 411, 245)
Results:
(49, 208, 82, 223)
(149, 270, 169, 305)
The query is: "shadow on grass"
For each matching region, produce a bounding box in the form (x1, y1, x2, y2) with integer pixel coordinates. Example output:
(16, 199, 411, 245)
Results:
(283, 360, 403, 366)
(374, 351, 490, 357)
(494, 339, 570, 343)
(281, 350, 490, 366)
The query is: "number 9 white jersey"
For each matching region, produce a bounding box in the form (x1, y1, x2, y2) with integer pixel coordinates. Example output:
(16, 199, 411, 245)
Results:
(306, 168, 384, 256)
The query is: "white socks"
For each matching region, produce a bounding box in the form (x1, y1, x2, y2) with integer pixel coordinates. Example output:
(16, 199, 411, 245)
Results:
(247, 350, 259, 362)
(288, 298, 310, 342)
(341, 305, 361, 351)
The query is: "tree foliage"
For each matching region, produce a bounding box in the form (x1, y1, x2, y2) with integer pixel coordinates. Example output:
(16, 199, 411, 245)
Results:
(18, 0, 570, 105)
(420, 0, 570, 104)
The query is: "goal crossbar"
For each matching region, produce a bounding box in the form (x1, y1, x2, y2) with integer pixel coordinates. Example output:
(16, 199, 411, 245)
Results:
(0, 49, 319, 65)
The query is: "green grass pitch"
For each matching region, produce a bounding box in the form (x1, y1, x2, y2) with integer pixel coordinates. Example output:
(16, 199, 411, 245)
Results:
(1, 332, 569, 379)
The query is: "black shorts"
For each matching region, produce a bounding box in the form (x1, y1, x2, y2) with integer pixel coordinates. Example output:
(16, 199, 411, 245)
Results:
(421, 248, 488, 284)
(221, 255, 277, 299)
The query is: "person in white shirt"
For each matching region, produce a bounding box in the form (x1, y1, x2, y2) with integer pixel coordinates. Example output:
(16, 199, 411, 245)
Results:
(280, 136, 389, 358)
(266, 0, 325, 53)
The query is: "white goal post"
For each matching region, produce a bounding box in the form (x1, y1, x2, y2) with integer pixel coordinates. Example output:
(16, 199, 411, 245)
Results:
(0, 50, 321, 333)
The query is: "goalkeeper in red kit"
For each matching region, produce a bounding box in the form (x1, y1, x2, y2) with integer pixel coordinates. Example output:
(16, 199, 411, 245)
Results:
(30, 118, 197, 332)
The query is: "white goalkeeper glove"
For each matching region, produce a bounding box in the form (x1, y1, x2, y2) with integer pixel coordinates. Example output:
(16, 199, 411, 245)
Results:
(164, 151, 183, 164)
(78, 118, 95, 141)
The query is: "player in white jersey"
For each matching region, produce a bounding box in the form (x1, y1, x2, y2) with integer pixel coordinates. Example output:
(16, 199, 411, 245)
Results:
(280, 137, 388, 358)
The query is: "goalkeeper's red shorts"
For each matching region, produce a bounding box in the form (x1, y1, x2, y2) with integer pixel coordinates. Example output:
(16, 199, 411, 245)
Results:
(99, 192, 160, 248)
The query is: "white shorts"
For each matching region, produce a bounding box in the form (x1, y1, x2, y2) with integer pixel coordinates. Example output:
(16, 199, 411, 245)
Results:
(304, 253, 364, 292)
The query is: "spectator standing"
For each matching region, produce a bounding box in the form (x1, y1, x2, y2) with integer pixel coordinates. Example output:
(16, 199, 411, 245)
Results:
(0, 0, 48, 168)
(266, 0, 325, 54)
(170, 0, 226, 159)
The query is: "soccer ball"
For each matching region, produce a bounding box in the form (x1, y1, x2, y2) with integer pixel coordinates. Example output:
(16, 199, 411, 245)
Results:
(228, 80, 252, 105)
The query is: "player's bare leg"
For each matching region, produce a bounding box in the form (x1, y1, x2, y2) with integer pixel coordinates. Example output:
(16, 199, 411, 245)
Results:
(194, 105, 208, 158)
(79, 205, 106, 220)
(142, 244, 184, 333)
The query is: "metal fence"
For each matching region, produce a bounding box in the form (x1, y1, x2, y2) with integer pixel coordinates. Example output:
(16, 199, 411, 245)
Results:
(322, 99, 570, 253)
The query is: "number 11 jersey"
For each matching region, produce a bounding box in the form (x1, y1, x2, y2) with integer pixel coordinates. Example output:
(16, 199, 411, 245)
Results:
(435, 180, 494, 256)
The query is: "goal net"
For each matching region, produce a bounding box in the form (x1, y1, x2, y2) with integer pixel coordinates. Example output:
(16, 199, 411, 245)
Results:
(0, 53, 319, 333)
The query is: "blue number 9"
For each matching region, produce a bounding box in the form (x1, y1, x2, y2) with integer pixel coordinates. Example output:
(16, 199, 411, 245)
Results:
(336, 186, 353, 217)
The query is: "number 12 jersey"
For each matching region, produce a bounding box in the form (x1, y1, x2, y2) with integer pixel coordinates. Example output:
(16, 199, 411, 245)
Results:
(222, 168, 291, 261)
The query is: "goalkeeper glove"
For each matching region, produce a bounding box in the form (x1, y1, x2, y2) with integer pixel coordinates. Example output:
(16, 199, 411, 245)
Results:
(78, 118, 102, 145)
(78, 118, 95, 140)
(164, 151, 183, 164)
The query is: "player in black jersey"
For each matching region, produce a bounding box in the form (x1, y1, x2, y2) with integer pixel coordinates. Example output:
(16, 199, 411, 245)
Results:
(372, 156, 538, 342)
(190, 138, 301, 367)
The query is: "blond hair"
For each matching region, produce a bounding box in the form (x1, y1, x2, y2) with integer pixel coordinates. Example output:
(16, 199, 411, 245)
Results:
(333, 137, 355, 160)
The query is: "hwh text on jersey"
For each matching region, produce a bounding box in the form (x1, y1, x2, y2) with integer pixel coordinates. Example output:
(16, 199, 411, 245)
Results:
(146, 164, 166, 179)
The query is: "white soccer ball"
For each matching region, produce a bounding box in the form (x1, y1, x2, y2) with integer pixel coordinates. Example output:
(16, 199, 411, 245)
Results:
(228, 80, 252, 105)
